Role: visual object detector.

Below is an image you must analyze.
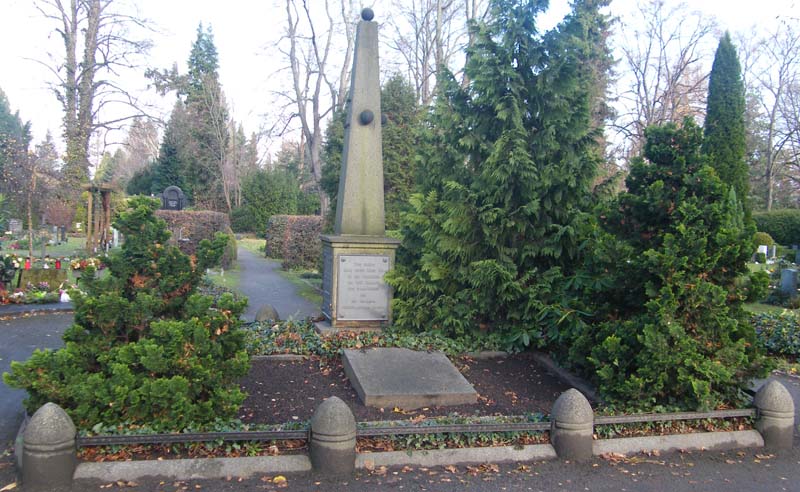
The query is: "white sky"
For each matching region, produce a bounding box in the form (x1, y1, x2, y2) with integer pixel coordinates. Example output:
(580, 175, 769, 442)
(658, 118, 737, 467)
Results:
(0, 0, 797, 160)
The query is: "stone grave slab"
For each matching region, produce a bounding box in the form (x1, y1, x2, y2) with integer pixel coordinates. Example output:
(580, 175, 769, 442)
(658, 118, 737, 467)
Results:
(342, 348, 478, 409)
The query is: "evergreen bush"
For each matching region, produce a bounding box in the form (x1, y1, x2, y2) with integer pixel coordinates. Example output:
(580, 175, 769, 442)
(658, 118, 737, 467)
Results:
(387, 0, 610, 346)
(3, 197, 250, 430)
(567, 120, 768, 410)
(753, 231, 775, 247)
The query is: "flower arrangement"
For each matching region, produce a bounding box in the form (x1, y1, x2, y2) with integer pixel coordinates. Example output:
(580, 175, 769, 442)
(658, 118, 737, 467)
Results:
(70, 257, 104, 271)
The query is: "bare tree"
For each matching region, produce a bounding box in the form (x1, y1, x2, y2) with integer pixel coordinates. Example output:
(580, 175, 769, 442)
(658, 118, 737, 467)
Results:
(110, 117, 160, 187)
(611, 0, 716, 159)
(35, 0, 151, 195)
(385, 0, 466, 105)
(276, 0, 357, 216)
(741, 25, 800, 209)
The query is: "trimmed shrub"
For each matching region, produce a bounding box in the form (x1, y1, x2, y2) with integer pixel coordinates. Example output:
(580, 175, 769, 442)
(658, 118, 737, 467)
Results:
(155, 210, 236, 268)
(753, 210, 800, 245)
(3, 197, 250, 430)
(264, 215, 322, 270)
(754, 231, 775, 247)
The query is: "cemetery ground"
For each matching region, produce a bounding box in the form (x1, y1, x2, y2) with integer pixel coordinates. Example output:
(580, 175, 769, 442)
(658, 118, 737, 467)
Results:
(3, 243, 800, 490)
(3, 313, 800, 492)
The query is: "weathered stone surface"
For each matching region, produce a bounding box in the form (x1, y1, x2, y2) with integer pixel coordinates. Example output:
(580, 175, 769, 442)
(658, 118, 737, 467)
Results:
(319, 235, 399, 330)
(255, 304, 281, 323)
(755, 380, 795, 450)
(342, 348, 478, 409)
(334, 11, 384, 236)
(781, 269, 798, 297)
(23, 402, 77, 490)
(310, 396, 357, 476)
(551, 389, 594, 461)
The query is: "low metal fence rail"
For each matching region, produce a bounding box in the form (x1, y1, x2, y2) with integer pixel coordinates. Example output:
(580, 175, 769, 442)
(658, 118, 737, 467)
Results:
(76, 408, 755, 448)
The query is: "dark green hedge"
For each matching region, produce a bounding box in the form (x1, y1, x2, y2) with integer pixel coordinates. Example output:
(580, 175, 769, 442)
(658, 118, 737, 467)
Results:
(753, 210, 800, 246)
(264, 215, 322, 270)
(155, 210, 236, 268)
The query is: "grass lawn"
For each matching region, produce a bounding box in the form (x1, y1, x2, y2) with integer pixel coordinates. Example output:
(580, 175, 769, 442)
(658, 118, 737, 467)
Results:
(2, 236, 87, 258)
(744, 302, 791, 314)
(205, 263, 241, 291)
(237, 237, 264, 255)
(278, 268, 322, 305)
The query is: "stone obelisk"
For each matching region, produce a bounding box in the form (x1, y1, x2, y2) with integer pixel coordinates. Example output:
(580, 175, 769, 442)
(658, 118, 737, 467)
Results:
(318, 8, 400, 332)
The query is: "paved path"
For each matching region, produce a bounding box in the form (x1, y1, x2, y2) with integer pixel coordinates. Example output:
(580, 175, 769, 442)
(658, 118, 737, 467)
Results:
(0, 313, 71, 444)
(235, 247, 319, 322)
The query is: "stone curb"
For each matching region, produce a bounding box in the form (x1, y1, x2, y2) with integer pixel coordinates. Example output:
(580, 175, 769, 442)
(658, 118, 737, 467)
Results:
(530, 351, 602, 404)
(73, 455, 312, 481)
(593, 430, 764, 455)
(0, 303, 74, 317)
(251, 354, 309, 362)
(357, 444, 557, 468)
(464, 351, 508, 359)
(67, 430, 764, 482)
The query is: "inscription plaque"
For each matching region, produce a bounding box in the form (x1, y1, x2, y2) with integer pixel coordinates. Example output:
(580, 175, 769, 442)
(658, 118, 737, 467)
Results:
(337, 255, 390, 320)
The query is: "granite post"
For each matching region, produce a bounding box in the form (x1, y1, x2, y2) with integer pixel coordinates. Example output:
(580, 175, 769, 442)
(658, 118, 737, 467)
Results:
(755, 380, 795, 450)
(310, 396, 357, 476)
(551, 389, 594, 460)
(319, 8, 400, 331)
(22, 402, 77, 490)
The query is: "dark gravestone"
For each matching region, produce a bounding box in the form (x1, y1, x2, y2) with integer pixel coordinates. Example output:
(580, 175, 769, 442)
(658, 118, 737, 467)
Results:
(161, 186, 187, 211)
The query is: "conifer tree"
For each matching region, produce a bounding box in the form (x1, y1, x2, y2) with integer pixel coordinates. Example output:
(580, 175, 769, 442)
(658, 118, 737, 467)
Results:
(4, 197, 248, 429)
(703, 32, 749, 212)
(387, 0, 611, 344)
(570, 119, 767, 410)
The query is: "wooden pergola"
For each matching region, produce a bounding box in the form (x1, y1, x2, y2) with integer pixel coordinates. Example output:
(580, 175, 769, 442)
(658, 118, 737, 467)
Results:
(82, 183, 116, 253)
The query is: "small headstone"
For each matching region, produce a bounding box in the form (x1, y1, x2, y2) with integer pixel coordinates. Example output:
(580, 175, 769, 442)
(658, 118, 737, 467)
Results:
(255, 304, 281, 323)
(770, 245, 778, 258)
(757, 245, 768, 256)
(8, 218, 22, 234)
(160, 186, 187, 211)
(781, 269, 798, 297)
(342, 348, 478, 409)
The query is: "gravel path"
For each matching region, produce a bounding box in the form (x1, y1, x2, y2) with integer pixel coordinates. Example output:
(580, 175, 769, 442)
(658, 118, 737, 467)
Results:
(235, 247, 319, 322)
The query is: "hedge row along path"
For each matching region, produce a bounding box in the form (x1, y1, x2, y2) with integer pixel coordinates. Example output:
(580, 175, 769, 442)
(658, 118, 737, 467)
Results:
(236, 246, 319, 322)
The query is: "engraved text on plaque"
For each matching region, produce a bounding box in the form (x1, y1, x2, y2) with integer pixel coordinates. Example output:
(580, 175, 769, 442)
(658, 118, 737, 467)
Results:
(337, 255, 390, 320)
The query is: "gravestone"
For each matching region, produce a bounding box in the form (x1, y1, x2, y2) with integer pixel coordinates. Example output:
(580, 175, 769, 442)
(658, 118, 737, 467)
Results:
(8, 218, 22, 234)
(342, 348, 478, 409)
(317, 8, 400, 332)
(160, 186, 187, 211)
(781, 269, 798, 298)
(770, 245, 778, 259)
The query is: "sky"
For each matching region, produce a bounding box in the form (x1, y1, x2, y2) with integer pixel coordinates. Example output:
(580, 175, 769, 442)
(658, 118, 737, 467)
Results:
(0, 0, 797, 161)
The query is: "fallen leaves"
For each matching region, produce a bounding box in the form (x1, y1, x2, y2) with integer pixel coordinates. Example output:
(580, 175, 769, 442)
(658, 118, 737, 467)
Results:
(99, 481, 138, 489)
(466, 463, 500, 476)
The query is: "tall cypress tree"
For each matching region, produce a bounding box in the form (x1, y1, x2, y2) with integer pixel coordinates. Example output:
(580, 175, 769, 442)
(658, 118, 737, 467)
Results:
(387, 0, 611, 344)
(703, 32, 748, 211)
